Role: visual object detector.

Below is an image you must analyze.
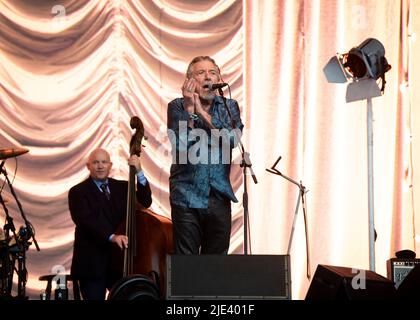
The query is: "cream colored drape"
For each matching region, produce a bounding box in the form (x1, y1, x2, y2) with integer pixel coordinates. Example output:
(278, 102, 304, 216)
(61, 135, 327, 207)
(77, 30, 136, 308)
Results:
(1, 0, 419, 299)
(246, 0, 420, 298)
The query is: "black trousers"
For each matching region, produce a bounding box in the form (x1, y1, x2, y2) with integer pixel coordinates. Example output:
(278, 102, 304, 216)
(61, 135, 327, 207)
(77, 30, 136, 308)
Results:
(171, 191, 232, 254)
(78, 272, 120, 300)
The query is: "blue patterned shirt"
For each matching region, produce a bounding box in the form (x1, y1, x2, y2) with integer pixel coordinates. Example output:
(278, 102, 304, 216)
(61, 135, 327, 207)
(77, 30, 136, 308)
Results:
(167, 96, 244, 208)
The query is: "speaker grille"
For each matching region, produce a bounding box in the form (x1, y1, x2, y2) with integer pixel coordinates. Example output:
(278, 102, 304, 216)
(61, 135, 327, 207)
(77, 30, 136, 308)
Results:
(167, 255, 290, 299)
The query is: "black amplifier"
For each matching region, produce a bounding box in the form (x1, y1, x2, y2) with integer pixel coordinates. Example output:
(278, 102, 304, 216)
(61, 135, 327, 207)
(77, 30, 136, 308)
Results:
(387, 258, 420, 288)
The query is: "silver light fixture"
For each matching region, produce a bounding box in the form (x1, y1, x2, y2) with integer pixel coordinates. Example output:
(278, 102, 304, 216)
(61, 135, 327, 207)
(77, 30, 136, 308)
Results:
(324, 38, 391, 102)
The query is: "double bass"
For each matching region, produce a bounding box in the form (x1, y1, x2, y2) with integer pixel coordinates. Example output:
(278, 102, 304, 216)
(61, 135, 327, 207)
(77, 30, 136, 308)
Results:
(107, 116, 173, 300)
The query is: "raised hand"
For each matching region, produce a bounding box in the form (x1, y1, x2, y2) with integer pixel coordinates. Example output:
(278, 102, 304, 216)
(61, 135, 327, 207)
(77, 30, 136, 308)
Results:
(182, 78, 197, 114)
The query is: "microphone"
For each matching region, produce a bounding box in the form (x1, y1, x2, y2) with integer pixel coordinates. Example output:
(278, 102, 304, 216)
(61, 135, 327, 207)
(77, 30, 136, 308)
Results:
(204, 83, 229, 91)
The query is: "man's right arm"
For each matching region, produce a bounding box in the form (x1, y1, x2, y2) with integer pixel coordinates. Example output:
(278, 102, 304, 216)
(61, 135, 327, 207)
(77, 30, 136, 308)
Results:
(68, 187, 114, 244)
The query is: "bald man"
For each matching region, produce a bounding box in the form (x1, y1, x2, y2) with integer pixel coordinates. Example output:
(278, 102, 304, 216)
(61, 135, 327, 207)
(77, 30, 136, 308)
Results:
(68, 148, 152, 300)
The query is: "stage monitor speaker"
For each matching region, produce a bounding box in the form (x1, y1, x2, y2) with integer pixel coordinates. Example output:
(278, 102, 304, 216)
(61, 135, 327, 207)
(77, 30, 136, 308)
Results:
(387, 258, 420, 288)
(305, 264, 396, 300)
(166, 254, 291, 299)
(396, 264, 420, 299)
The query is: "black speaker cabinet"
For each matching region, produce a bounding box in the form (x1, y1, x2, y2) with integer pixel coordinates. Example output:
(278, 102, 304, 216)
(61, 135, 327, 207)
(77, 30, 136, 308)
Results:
(166, 255, 291, 299)
(387, 258, 420, 288)
(396, 263, 420, 299)
(305, 264, 397, 300)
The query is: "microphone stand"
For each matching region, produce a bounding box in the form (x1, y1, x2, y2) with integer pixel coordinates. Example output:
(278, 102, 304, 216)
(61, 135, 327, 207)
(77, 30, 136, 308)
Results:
(0, 160, 18, 297)
(0, 161, 40, 299)
(0, 191, 17, 297)
(266, 156, 311, 279)
(217, 88, 258, 255)
(0, 164, 39, 252)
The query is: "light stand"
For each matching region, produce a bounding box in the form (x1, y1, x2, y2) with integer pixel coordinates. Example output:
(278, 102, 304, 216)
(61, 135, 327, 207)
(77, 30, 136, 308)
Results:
(266, 156, 311, 279)
(324, 38, 391, 271)
(217, 88, 258, 255)
(366, 97, 375, 271)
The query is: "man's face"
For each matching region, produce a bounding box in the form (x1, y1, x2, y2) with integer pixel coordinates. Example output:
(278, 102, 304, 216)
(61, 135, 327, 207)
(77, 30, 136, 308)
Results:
(86, 149, 112, 181)
(191, 60, 220, 100)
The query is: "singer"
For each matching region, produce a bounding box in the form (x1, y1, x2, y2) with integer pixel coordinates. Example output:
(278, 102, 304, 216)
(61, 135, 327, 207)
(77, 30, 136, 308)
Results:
(167, 56, 244, 255)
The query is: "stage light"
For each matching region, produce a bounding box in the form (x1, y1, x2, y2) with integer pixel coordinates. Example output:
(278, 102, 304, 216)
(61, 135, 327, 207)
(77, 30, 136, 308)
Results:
(344, 38, 391, 80)
(323, 38, 391, 102)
